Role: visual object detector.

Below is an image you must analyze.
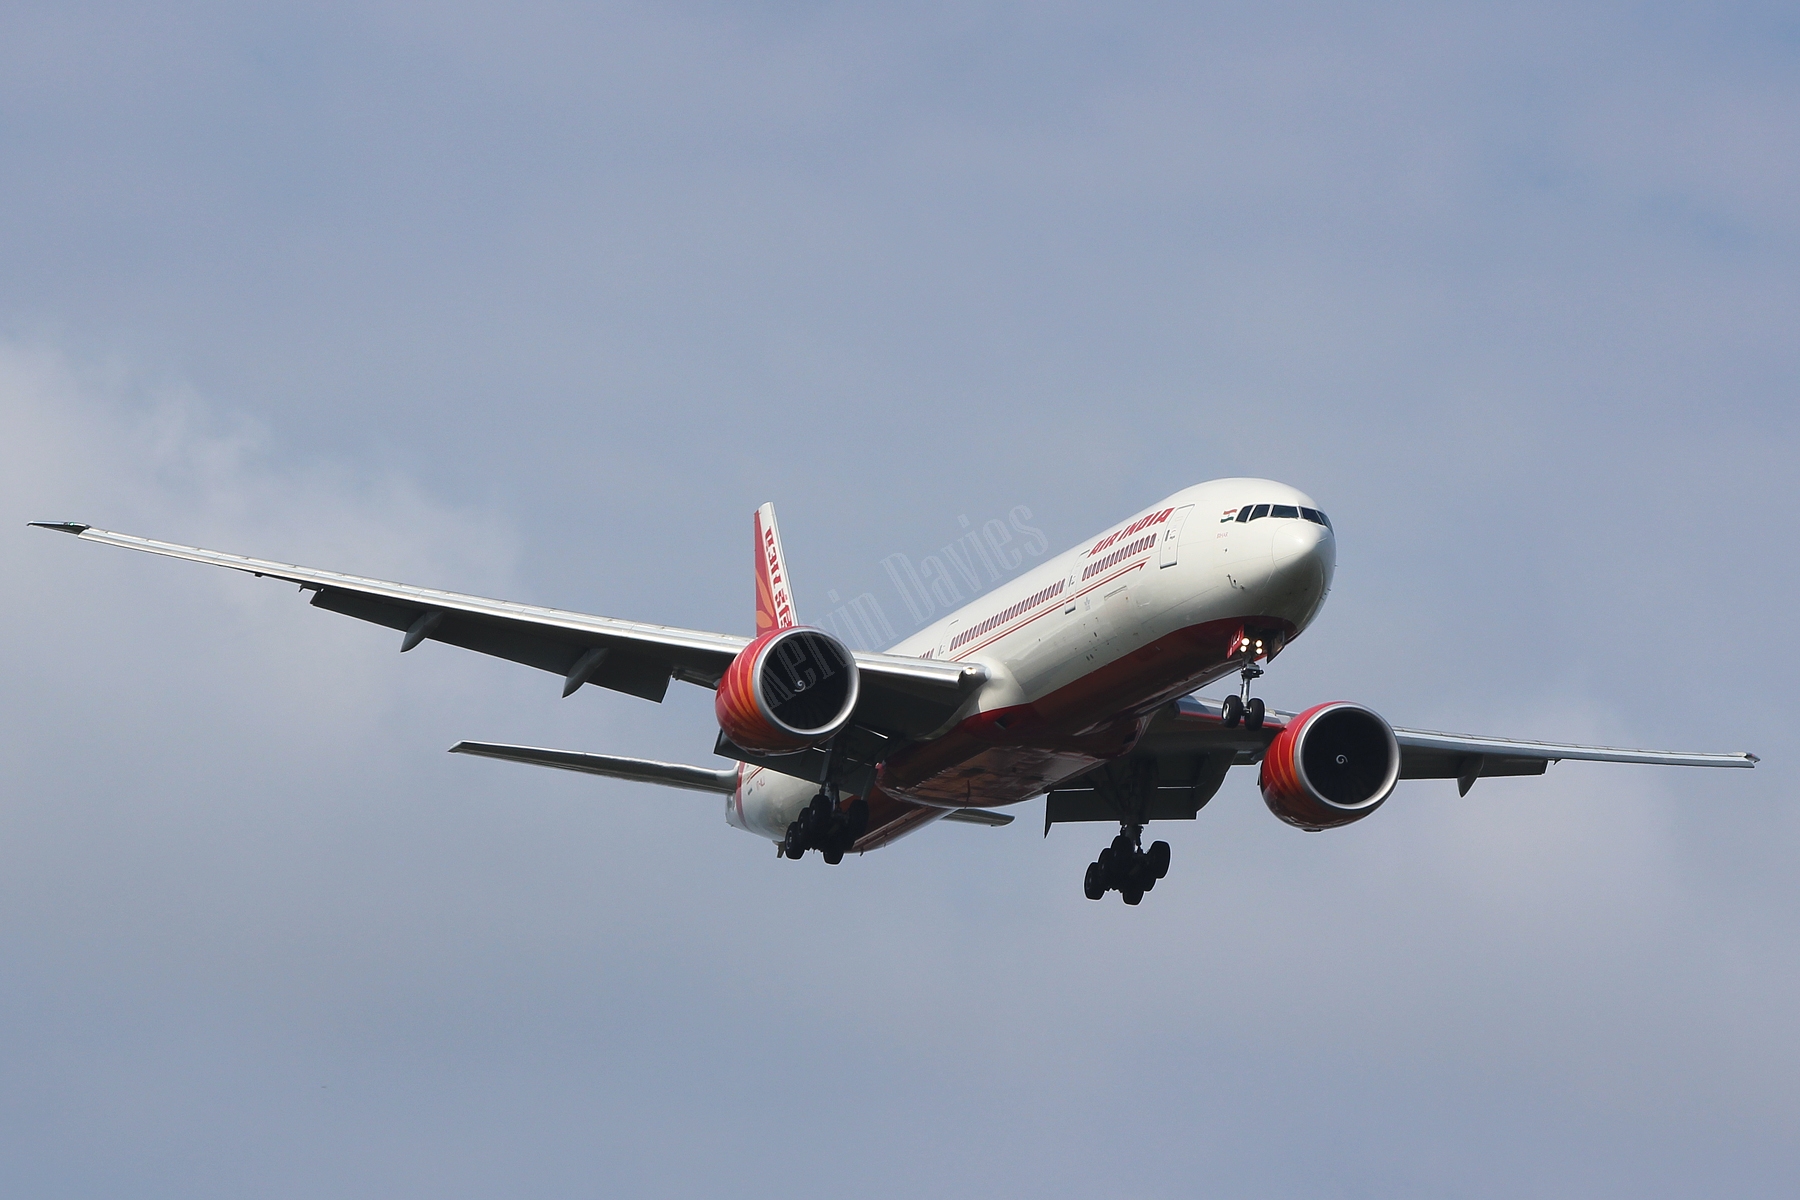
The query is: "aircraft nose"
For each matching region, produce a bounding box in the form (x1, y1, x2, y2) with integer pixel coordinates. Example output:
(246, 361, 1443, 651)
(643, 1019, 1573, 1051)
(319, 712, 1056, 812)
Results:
(1268, 518, 1335, 605)
(1272, 518, 1331, 567)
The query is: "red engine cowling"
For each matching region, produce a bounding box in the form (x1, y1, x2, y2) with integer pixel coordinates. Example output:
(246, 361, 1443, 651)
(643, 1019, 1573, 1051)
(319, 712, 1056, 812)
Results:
(714, 626, 861, 754)
(1259, 701, 1401, 830)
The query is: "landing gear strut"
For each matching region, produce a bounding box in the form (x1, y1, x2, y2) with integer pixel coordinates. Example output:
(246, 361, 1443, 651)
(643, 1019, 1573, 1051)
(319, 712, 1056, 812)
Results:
(1220, 657, 1266, 731)
(782, 787, 869, 864)
(1083, 823, 1170, 904)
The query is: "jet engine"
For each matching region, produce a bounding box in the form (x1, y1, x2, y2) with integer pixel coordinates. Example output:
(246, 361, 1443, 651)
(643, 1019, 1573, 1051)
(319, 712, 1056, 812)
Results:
(714, 626, 861, 754)
(1259, 701, 1400, 830)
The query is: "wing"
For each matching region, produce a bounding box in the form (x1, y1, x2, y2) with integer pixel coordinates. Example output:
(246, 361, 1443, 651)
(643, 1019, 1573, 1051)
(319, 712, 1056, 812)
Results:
(30, 523, 985, 738)
(1154, 697, 1755, 785)
(1046, 695, 1757, 828)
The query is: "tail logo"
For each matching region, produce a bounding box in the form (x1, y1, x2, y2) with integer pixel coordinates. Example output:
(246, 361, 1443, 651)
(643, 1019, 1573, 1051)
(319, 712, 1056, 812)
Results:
(753, 502, 798, 634)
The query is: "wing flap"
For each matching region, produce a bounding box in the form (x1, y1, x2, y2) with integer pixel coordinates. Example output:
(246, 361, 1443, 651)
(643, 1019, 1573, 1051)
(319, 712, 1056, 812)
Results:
(1397, 749, 1550, 781)
(941, 808, 1014, 827)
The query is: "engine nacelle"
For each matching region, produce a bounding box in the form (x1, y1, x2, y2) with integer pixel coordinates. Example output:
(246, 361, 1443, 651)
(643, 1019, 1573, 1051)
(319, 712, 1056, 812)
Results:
(1259, 701, 1400, 830)
(714, 626, 860, 754)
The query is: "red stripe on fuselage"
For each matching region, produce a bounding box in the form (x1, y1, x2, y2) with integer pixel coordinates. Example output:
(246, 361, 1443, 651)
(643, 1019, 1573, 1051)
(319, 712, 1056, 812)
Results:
(949, 558, 1149, 660)
(875, 613, 1295, 810)
(750, 613, 1295, 852)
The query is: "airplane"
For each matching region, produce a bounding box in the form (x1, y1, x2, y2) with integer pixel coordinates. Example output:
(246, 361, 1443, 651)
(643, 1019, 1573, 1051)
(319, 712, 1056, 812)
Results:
(31, 478, 1757, 905)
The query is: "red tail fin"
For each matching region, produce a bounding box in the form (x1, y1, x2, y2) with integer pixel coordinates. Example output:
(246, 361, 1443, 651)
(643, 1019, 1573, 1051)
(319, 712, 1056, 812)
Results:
(753, 502, 798, 635)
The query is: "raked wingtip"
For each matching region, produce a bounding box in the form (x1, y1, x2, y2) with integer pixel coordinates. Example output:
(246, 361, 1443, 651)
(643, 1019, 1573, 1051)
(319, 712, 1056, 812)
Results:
(28, 521, 91, 534)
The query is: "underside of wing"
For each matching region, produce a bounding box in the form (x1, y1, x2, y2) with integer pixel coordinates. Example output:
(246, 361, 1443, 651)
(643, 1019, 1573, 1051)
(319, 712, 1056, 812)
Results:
(1042, 701, 1252, 828)
(30, 523, 983, 739)
(1383, 724, 1757, 794)
(1138, 696, 1756, 768)
(1047, 695, 1757, 824)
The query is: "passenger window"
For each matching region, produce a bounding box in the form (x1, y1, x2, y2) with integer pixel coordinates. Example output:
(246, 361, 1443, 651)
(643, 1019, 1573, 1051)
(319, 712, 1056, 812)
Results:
(1249, 504, 1270, 521)
(1271, 504, 1299, 519)
(1235, 507, 1253, 523)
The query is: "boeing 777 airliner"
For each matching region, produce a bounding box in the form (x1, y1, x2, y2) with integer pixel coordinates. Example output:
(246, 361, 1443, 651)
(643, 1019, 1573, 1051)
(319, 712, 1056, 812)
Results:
(33, 479, 1756, 904)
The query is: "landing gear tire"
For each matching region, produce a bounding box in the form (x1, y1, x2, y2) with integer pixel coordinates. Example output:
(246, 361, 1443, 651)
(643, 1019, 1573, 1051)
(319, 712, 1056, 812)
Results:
(1085, 825, 1175, 904)
(1221, 694, 1244, 728)
(782, 791, 866, 862)
(1245, 697, 1266, 730)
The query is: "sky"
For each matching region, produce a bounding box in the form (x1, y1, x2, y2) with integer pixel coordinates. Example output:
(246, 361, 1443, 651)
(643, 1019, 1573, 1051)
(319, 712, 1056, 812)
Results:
(2, 3, 1797, 1196)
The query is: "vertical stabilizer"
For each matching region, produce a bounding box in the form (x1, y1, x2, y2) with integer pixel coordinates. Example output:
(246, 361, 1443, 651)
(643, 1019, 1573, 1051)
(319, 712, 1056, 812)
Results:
(753, 502, 798, 635)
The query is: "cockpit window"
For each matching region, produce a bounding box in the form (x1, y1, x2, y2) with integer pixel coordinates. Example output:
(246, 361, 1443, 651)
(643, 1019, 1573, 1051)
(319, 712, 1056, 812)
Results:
(1236, 501, 1331, 526)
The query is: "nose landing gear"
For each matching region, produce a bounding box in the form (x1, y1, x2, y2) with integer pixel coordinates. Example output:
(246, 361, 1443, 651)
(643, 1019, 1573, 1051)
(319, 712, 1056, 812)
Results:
(1083, 823, 1171, 904)
(1220, 644, 1268, 731)
(782, 788, 869, 864)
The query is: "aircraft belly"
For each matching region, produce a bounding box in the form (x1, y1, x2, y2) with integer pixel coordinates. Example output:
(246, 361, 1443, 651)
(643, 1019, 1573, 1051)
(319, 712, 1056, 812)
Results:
(731, 589, 1316, 842)
(880, 613, 1288, 808)
(884, 743, 1115, 808)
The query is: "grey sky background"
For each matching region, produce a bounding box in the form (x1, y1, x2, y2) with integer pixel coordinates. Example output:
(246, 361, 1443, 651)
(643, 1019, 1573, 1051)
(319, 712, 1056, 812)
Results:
(3, 3, 1796, 1196)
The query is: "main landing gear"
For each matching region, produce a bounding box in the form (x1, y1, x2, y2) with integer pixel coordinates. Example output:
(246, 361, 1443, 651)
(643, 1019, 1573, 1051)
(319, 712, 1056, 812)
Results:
(1083, 823, 1171, 905)
(1219, 657, 1266, 731)
(782, 789, 869, 864)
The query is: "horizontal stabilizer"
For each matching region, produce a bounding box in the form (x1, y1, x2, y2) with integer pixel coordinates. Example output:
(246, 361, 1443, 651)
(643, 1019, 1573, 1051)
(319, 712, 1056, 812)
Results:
(450, 741, 738, 794)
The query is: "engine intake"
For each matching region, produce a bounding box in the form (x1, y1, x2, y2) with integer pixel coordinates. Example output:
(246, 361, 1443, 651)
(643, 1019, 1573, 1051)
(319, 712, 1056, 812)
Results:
(714, 626, 860, 754)
(1259, 701, 1400, 830)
